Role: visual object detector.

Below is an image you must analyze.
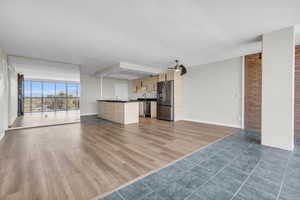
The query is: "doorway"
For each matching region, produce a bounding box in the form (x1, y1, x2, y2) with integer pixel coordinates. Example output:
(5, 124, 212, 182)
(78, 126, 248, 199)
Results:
(244, 48, 300, 137)
(244, 53, 262, 132)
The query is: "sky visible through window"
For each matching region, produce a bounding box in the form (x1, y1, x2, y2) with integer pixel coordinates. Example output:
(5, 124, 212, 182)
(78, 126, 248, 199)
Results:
(24, 80, 80, 113)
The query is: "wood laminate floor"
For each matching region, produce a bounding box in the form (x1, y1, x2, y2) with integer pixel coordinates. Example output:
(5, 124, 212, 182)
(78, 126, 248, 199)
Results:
(10, 111, 80, 128)
(0, 118, 240, 200)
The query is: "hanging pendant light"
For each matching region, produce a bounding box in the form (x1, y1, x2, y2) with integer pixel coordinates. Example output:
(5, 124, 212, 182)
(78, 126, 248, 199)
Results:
(168, 60, 187, 75)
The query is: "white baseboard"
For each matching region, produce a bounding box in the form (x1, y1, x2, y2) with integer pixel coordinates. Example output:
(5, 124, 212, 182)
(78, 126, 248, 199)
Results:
(0, 131, 5, 141)
(184, 118, 242, 129)
(9, 115, 17, 127)
(7, 120, 80, 131)
(80, 113, 97, 116)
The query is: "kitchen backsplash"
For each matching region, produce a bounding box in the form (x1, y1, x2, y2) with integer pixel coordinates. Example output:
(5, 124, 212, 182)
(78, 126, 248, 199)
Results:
(130, 91, 157, 99)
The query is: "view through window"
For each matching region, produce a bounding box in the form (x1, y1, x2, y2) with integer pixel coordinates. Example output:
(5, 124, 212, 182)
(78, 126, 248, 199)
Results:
(24, 80, 80, 113)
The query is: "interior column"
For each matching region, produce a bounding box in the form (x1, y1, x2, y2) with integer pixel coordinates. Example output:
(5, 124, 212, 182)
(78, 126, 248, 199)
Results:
(99, 75, 103, 99)
(261, 26, 295, 150)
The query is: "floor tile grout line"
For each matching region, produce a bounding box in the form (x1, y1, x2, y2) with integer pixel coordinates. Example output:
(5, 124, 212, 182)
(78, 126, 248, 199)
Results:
(140, 179, 155, 199)
(183, 162, 232, 200)
(245, 154, 289, 189)
(183, 143, 252, 200)
(275, 151, 293, 200)
(101, 142, 227, 200)
(161, 140, 241, 180)
(190, 147, 232, 168)
(116, 181, 154, 200)
(98, 137, 230, 200)
(98, 132, 294, 200)
(249, 172, 282, 188)
(151, 144, 230, 194)
(230, 157, 263, 200)
(239, 181, 279, 199)
(98, 131, 242, 199)
(97, 131, 251, 200)
(116, 191, 126, 200)
(228, 153, 288, 192)
(189, 141, 251, 174)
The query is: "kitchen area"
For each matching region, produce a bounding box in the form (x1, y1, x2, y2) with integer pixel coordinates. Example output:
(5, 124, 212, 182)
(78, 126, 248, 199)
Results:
(96, 62, 184, 124)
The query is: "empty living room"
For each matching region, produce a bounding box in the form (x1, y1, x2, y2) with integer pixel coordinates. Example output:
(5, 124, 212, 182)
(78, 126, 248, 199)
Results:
(1, 1, 300, 200)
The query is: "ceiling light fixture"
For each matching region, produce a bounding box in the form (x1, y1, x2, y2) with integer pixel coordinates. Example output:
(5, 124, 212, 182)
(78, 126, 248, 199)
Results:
(168, 59, 187, 75)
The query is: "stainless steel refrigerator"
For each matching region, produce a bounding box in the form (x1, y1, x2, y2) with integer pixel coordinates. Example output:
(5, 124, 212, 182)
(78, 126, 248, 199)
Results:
(157, 80, 174, 121)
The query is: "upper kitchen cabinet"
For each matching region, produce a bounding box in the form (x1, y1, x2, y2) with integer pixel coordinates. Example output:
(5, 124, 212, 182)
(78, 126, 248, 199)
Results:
(158, 72, 167, 82)
(150, 76, 159, 92)
(158, 71, 175, 82)
(167, 71, 175, 80)
(132, 79, 142, 93)
(145, 76, 158, 92)
(143, 77, 151, 92)
(132, 76, 159, 93)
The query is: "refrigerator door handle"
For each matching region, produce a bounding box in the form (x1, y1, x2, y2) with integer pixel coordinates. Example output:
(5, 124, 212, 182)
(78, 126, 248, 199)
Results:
(157, 93, 162, 102)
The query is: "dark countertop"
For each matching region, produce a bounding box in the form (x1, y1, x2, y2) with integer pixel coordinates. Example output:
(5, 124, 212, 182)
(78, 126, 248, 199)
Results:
(97, 100, 140, 103)
(97, 98, 157, 103)
(137, 98, 157, 101)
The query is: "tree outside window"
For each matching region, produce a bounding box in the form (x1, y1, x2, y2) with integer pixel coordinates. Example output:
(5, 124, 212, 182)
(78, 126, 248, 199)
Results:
(23, 80, 80, 113)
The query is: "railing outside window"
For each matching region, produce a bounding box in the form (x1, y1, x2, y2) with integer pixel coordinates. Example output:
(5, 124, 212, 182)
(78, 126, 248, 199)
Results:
(24, 80, 80, 113)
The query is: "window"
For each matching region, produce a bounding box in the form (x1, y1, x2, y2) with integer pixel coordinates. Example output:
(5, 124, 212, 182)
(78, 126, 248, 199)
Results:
(31, 98, 42, 112)
(31, 81, 42, 97)
(67, 84, 79, 97)
(23, 80, 80, 113)
(43, 97, 55, 112)
(67, 98, 79, 110)
(24, 97, 31, 113)
(55, 98, 66, 111)
(43, 82, 55, 112)
(56, 83, 66, 97)
(24, 80, 31, 97)
(67, 84, 80, 110)
(31, 81, 42, 112)
(43, 82, 55, 97)
(24, 80, 31, 112)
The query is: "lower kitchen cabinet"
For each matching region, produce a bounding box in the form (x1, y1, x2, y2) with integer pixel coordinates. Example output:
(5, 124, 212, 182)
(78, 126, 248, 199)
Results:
(97, 101, 139, 124)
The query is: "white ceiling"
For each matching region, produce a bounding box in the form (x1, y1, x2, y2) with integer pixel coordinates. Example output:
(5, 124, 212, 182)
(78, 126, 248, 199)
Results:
(95, 62, 164, 80)
(1, 0, 300, 75)
(10, 56, 80, 82)
(105, 71, 152, 80)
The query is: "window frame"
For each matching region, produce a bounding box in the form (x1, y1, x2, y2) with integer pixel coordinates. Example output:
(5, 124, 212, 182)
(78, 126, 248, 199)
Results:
(23, 80, 80, 113)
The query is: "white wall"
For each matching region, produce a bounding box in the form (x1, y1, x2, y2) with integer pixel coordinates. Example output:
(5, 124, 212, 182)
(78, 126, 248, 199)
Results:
(262, 27, 295, 151)
(184, 57, 243, 128)
(80, 75, 129, 115)
(8, 65, 18, 125)
(80, 74, 101, 115)
(0, 49, 8, 140)
(102, 78, 129, 100)
(10, 56, 80, 82)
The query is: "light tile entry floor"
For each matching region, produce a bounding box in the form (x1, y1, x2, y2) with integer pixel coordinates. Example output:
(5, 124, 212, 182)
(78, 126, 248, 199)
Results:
(10, 110, 80, 128)
(98, 131, 300, 200)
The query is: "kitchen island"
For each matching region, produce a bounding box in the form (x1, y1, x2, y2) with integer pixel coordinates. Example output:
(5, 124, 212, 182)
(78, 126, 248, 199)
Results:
(97, 100, 139, 124)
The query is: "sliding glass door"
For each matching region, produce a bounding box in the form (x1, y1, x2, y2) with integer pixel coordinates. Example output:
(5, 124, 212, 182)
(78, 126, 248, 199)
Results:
(43, 82, 55, 112)
(24, 80, 80, 113)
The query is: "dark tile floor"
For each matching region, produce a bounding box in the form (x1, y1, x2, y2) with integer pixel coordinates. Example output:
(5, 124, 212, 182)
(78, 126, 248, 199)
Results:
(80, 115, 112, 125)
(99, 131, 300, 200)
